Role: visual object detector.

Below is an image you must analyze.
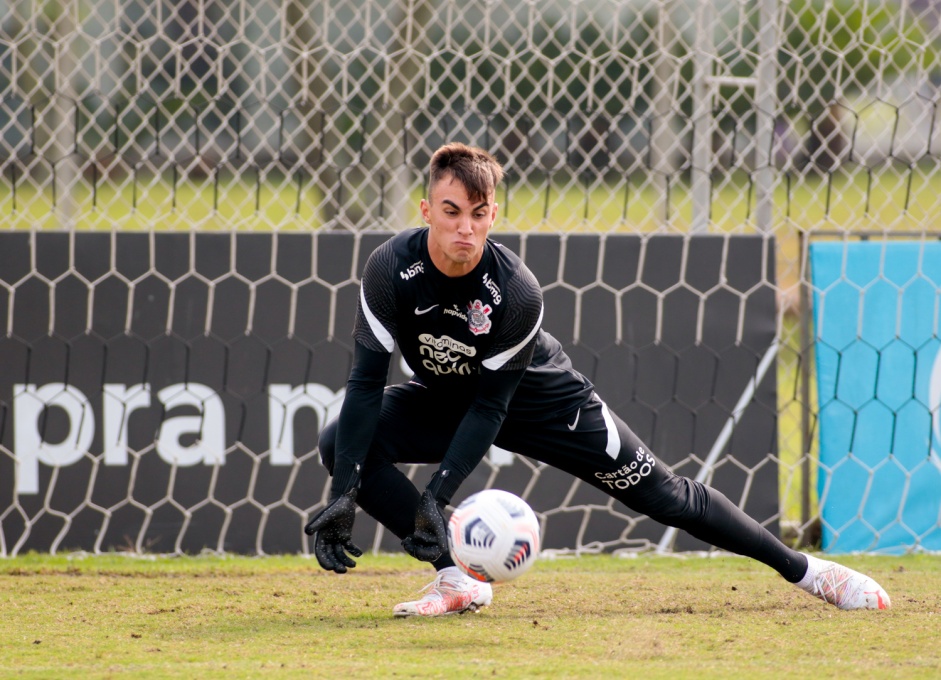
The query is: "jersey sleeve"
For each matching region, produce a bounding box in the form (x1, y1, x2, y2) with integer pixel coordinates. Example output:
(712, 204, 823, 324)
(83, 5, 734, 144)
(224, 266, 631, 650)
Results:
(329, 342, 391, 498)
(481, 264, 543, 371)
(352, 241, 399, 353)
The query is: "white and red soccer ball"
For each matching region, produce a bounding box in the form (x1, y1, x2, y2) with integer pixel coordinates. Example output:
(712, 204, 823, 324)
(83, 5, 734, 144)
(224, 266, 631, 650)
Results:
(447, 489, 541, 583)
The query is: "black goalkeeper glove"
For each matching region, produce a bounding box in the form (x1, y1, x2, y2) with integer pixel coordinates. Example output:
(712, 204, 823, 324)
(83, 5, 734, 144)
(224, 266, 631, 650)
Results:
(402, 490, 449, 562)
(304, 490, 363, 574)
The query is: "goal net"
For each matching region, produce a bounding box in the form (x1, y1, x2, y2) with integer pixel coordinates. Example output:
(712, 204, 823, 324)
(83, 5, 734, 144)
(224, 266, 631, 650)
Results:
(1, 0, 940, 556)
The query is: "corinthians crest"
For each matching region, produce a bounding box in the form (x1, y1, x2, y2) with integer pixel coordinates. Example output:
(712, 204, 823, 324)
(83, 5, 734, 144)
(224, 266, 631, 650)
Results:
(467, 299, 493, 335)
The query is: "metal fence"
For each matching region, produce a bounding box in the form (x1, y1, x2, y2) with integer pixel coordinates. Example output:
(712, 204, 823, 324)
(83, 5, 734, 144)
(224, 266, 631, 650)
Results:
(2, 0, 941, 550)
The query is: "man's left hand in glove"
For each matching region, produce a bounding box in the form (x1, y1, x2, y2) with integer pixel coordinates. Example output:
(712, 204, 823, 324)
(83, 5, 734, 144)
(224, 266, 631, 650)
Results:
(402, 490, 449, 562)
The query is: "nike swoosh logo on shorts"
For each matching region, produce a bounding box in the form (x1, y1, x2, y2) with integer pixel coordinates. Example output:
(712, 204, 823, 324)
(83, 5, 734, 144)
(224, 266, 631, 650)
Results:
(415, 304, 439, 315)
(567, 408, 580, 430)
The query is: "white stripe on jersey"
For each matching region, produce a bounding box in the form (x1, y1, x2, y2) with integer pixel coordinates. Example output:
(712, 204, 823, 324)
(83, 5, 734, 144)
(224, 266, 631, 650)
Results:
(360, 285, 394, 352)
(482, 305, 544, 371)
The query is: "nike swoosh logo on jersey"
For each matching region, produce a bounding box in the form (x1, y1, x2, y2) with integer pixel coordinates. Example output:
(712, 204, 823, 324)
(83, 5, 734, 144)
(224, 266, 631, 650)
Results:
(567, 408, 580, 430)
(415, 304, 439, 315)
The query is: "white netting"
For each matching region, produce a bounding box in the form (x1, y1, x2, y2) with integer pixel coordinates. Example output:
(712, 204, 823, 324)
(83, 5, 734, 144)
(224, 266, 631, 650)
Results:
(1, 0, 940, 555)
(2, 0, 939, 235)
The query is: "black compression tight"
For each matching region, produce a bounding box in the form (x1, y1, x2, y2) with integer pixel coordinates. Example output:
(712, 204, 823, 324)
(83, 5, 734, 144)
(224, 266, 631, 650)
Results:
(319, 417, 807, 582)
(626, 470, 807, 583)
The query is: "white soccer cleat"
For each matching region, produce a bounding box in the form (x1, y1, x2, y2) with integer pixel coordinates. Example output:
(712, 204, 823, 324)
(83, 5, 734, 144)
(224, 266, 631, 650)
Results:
(800, 556, 891, 610)
(393, 567, 493, 617)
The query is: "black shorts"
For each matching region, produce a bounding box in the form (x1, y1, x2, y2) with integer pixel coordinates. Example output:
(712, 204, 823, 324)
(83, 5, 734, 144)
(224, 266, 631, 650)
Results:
(330, 381, 683, 515)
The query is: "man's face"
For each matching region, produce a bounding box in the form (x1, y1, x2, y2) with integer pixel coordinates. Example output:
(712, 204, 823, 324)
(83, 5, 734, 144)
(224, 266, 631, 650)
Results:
(421, 174, 498, 277)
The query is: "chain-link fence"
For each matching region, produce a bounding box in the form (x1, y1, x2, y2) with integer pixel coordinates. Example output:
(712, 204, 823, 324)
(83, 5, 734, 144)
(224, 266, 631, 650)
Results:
(2, 0, 941, 553)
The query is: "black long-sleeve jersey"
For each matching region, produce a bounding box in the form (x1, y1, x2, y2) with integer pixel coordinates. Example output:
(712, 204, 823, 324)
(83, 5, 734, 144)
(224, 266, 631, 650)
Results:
(356, 228, 544, 383)
(329, 227, 595, 502)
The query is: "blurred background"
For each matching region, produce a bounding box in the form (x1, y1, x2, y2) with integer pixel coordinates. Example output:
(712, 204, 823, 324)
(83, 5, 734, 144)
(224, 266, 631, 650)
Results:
(3, 0, 938, 234)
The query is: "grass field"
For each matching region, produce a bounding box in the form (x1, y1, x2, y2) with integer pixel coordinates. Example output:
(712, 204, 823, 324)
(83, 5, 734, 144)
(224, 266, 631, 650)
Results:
(2, 166, 938, 235)
(1, 552, 938, 679)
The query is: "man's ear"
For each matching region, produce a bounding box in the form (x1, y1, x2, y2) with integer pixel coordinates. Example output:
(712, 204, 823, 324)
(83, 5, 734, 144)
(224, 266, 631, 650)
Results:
(420, 198, 431, 224)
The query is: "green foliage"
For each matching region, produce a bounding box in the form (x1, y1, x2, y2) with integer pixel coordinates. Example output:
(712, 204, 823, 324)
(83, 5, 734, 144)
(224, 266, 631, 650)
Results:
(784, 0, 941, 107)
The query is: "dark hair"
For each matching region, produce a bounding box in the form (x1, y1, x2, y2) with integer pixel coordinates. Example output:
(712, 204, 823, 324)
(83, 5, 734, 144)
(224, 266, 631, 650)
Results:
(428, 142, 504, 203)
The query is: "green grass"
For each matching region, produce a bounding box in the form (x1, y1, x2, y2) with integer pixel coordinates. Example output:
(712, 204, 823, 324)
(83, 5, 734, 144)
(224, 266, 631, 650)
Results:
(0, 553, 937, 679)
(2, 165, 940, 234)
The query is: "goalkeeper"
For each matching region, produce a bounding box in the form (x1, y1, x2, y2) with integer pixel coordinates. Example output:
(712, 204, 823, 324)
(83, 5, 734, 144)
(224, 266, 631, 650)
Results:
(306, 142, 891, 617)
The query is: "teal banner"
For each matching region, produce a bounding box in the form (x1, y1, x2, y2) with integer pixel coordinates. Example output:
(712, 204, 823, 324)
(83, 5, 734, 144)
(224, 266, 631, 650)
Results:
(810, 241, 941, 553)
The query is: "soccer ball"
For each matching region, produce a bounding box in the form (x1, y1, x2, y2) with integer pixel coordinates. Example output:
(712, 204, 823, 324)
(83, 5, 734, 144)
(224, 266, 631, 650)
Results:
(447, 489, 541, 583)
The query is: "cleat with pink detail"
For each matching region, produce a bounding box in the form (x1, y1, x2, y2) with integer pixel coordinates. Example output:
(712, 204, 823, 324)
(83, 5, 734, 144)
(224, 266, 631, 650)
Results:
(800, 555, 891, 610)
(393, 567, 493, 617)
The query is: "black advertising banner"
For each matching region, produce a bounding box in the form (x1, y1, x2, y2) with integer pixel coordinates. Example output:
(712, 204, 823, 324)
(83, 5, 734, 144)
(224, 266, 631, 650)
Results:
(0, 232, 777, 555)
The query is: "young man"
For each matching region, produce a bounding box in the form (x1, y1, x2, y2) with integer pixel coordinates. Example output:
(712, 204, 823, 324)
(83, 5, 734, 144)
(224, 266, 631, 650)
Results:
(305, 142, 891, 617)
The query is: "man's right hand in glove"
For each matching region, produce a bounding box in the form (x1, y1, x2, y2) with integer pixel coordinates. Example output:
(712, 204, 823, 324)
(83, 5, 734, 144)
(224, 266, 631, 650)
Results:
(304, 490, 363, 573)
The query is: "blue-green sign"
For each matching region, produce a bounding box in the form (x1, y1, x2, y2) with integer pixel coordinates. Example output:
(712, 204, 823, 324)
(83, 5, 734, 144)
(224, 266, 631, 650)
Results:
(810, 241, 941, 553)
